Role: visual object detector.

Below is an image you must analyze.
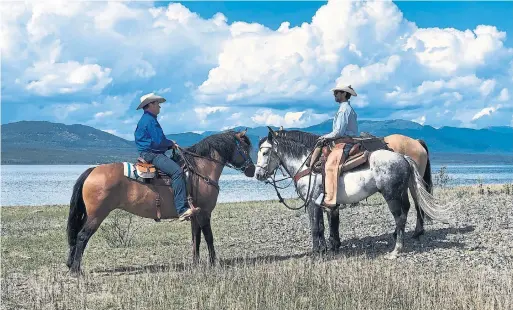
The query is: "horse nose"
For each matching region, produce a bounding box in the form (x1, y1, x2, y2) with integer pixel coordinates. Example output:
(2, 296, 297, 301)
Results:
(254, 167, 264, 180)
(244, 164, 256, 178)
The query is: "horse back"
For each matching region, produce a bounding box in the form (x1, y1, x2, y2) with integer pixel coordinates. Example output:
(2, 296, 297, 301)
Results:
(384, 134, 428, 175)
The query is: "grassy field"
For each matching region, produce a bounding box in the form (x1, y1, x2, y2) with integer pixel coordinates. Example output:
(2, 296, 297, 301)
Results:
(2, 185, 512, 310)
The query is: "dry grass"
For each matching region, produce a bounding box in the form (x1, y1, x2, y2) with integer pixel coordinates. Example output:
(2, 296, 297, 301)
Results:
(2, 185, 512, 310)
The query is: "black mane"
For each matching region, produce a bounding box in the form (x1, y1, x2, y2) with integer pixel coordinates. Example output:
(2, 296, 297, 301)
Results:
(186, 130, 252, 163)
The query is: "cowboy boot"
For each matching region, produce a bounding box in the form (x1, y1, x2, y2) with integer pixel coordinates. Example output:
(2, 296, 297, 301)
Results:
(179, 198, 200, 221)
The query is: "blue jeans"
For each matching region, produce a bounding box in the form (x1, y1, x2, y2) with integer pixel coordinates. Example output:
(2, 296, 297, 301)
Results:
(140, 152, 189, 214)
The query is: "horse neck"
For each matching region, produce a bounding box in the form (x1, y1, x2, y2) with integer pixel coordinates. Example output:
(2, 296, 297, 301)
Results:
(191, 150, 225, 181)
(276, 147, 308, 176)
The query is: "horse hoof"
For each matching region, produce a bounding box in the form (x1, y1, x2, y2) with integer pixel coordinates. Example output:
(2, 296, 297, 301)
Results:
(312, 248, 327, 256)
(384, 252, 399, 260)
(69, 269, 84, 278)
(412, 230, 425, 240)
(329, 244, 341, 253)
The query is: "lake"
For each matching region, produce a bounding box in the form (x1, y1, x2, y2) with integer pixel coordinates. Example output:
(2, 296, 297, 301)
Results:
(1, 164, 513, 206)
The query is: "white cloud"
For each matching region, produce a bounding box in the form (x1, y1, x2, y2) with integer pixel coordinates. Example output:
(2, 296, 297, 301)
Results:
(498, 88, 510, 102)
(194, 106, 229, 122)
(23, 61, 112, 96)
(155, 87, 172, 94)
(251, 109, 329, 127)
(404, 25, 508, 75)
(412, 115, 426, 125)
(479, 79, 496, 97)
(472, 105, 501, 121)
(94, 111, 114, 119)
(2, 0, 513, 130)
(335, 55, 401, 88)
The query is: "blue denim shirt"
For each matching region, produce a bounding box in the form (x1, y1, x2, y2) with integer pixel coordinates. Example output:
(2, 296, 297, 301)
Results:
(134, 111, 174, 154)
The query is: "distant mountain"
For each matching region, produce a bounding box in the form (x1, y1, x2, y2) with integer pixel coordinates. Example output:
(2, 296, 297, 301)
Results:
(1, 121, 136, 164)
(1, 120, 512, 164)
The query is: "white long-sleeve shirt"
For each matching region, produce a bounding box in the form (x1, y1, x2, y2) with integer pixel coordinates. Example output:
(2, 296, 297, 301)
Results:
(322, 101, 358, 139)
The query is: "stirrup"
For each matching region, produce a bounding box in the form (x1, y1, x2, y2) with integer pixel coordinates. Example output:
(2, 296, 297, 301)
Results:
(320, 201, 339, 212)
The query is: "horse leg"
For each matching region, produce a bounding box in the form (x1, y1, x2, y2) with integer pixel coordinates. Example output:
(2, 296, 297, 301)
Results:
(200, 218, 216, 266)
(307, 202, 324, 253)
(384, 196, 408, 260)
(316, 204, 327, 252)
(327, 207, 341, 252)
(411, 183, 425, 239)
(70, 215, 106, 276)
(191, 218, 202, 264)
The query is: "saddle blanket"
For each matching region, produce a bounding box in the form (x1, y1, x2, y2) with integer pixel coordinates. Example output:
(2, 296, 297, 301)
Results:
(123, 162, 139, 180)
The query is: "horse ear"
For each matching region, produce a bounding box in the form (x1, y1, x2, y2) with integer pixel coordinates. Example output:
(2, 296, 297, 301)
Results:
(267, 126, 277, 137)
(240, 128, 248, 136)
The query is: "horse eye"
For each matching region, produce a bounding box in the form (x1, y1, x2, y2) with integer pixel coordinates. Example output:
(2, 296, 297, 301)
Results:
(263, 151, 269, 156)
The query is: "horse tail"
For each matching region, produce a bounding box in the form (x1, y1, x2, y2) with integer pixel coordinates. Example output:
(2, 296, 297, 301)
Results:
(67, 167, 94, 247)
(404, 156, 454, 224)
(417, 139, 433, 194)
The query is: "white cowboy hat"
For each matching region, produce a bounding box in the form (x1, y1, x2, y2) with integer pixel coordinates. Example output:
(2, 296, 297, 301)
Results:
(136, 93, 167, 110)
(330, 85, 358, 96)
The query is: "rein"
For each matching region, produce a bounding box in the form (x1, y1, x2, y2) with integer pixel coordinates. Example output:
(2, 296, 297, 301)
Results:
(261, 139, 321, 211)
(176, 138, 253, 192)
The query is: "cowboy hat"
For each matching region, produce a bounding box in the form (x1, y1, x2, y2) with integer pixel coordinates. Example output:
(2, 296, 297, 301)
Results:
(330, 85, 357, 96)
(136, 93, 167, 110)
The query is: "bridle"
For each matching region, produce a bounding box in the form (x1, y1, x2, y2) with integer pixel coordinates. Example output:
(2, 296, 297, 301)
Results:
(257, 137, 319, 210)
(176, 137, 254, 192)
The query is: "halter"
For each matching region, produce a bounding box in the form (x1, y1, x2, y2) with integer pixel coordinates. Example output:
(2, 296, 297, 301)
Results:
(257, 137, 320, 210)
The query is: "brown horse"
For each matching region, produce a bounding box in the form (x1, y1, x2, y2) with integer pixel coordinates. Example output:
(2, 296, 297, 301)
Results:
(66, 130, 255, 275)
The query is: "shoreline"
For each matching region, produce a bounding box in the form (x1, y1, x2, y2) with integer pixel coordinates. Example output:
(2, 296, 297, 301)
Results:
(2, 183, 511, 208)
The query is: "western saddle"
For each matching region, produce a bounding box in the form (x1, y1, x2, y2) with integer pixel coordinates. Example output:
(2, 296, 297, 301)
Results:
(134, 157, 173, 186)
(132, 153, 192, 222)
(294, 133, 391, 183)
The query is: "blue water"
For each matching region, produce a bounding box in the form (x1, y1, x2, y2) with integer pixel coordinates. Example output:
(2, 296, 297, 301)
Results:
(1, 164, 512, 206)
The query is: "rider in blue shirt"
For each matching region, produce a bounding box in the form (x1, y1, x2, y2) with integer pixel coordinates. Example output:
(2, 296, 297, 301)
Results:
(135, 93, 198, 221)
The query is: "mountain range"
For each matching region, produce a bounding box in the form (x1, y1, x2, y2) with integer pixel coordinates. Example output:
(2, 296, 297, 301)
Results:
(1, 120, 512, 164)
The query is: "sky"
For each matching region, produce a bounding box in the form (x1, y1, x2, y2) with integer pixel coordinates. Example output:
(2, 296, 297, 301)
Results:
(1, 0, 512, 139)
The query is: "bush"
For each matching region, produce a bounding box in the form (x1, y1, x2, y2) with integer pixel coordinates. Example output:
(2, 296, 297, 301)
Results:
(477, 178, 484, 195)
(503, 183, 511, 195)
(100, 210, 141, 248)
(434, 166, 452, 188)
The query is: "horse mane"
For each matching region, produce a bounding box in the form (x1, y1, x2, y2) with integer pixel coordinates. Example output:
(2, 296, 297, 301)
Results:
(186, 130, 252, 165)
(258, 130, 316, 158)
(274, 130, 320, 148)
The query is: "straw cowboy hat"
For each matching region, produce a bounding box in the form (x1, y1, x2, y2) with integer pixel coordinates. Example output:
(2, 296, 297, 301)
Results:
(330, 84, 358, 96)
(136, 93, 167, 110)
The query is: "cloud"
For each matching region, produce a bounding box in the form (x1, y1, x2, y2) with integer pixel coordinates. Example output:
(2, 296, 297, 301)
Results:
(94, 111, 114, 119)
(412, 115, 426, 125)
(251, 109, 329, 127)
(472, 105, 501, 121)
(335, 55, 402, 89)
(194, 106, 229, 122)
(404, 25, 508, 75)
(23, 62, 112, 96)
(498, 88, 510, 102)
(2, 0, 513, 131)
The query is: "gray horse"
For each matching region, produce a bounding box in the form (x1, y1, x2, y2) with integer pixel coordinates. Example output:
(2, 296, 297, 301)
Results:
(255, 127, 452, 259)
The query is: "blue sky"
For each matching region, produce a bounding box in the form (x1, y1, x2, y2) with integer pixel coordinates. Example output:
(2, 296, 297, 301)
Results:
(1, 1, 512, 139)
